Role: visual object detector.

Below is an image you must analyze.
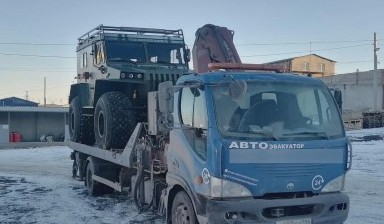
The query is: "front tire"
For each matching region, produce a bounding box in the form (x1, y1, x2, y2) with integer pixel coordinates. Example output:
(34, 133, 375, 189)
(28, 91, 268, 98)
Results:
(94, 92, 136, 150)
(171, 191, 197, 224)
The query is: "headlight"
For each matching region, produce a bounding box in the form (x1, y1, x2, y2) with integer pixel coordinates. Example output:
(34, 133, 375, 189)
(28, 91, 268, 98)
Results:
(120, 72, 144, 80)
(210, 176, 252, 198)
(321, 175, 345, 193)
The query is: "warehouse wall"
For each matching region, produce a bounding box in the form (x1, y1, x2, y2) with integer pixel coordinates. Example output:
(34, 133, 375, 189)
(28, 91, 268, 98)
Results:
(36, 113, 65, 141)
(10, 112, 37, 142)
(0, 112, 8, 124)
(0, 110, 67, 142)
(320, 70, 384, 111)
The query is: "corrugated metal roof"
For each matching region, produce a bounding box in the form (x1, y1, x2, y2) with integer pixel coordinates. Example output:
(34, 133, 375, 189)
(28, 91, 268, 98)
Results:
(265, 54, 336, 64)
(0, 106, 68, 113)
(0, 97, 39, 107)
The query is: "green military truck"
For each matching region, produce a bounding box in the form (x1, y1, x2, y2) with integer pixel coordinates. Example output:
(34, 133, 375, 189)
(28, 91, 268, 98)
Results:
(69, 25, 191, 150)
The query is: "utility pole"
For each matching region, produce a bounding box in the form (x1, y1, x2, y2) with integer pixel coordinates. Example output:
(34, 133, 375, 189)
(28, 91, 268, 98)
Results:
(373, 33, 379, 111)
(309, 41, 312, 73)
(25, 91, 29, 101)
(44, 77, 46, 107)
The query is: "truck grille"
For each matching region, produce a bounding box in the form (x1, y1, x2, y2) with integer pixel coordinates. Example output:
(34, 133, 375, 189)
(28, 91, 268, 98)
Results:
(254, 164, 324, 178)
(149, 73, 181, 91)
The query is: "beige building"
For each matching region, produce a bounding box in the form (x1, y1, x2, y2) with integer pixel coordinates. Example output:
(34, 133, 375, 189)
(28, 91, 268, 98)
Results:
(265, 54, 336, 77)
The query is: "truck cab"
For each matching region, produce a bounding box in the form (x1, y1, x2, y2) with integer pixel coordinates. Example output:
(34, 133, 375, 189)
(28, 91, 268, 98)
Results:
(165, 69, 350, 223)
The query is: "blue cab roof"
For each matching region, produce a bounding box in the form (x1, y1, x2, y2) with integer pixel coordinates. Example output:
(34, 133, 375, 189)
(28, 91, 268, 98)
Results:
(177, 71, 324, 86)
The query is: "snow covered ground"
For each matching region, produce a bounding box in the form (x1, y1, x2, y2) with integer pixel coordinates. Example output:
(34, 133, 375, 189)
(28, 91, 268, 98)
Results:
(0, 128, 384, 223)
(0, 147, 163, 224)
(344, 128, 384, 224)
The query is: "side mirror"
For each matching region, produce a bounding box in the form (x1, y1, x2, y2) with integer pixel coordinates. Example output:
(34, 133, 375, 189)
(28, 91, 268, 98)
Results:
(184, 48, 191, 63)
(91, 43, 97, 56)
(158, 81, 174, 114)
(331, 88, 342, 111)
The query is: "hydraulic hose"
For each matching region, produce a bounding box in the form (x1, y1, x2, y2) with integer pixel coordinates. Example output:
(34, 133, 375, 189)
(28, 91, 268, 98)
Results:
(133, 139, 154, 212)
(133, 143, 154, 212)
(133, 163, 144, 210)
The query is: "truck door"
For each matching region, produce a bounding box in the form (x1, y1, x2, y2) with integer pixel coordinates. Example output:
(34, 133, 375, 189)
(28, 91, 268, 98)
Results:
(179, 86, 208, 161)
(166, 84, 210, 198)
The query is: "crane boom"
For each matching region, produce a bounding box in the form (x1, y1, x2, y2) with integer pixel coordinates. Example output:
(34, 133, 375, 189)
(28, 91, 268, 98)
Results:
(192, 24, 241, 73)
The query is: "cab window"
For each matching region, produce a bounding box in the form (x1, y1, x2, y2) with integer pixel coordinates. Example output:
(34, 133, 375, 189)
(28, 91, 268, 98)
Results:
(180, 86, 207, 160)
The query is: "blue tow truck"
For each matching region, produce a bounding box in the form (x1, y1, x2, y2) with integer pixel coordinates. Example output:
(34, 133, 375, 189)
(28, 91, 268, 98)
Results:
(69, 62, 351, 223)
(69, 24, 350, 224)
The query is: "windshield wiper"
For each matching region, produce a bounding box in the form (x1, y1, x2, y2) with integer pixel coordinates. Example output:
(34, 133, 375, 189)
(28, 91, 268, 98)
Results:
(282, 131, 329, 139)
(109, 58, 138, 65)
(247, 128, 278, 140)
(152, 60, 179, 68)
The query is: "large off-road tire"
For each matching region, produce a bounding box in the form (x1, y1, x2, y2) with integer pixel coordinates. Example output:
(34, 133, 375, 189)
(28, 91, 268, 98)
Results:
(171, 191, 197, 224)
(94, 92, 136, 150)
(69, 97, 81, 142)
(69, 97, 95, 145)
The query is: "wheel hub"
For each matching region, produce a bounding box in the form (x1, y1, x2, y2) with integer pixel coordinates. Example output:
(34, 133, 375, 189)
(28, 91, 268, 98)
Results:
(174, 204, 190, 223)
(98, 112, 105, 137)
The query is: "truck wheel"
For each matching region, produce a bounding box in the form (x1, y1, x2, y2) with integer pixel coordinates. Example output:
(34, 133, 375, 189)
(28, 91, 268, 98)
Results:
(69, 97, 94, 144)
(94, 92, 136, 150)
(69, 96, 81, 142)
(171, 191, 197, 224)
(85, 158, 103, 196)
(72, 152, 85, 181)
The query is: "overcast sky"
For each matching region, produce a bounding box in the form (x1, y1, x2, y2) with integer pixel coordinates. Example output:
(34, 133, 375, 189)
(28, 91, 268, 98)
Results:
(1, 0, 383, 104)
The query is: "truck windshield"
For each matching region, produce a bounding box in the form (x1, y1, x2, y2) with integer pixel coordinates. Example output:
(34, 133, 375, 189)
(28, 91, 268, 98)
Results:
(105, 41, 187, 66)
(105, 41, 146, 63)
(212, 81, 344, 140)
(147, 43, 187, 65)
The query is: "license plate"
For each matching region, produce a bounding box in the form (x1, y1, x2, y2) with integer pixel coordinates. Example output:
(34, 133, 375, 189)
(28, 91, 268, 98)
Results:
(276, 218, 312, 224)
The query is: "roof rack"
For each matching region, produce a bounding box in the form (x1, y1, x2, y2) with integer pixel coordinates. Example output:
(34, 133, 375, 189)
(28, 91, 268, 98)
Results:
(78, 24, 183, 44)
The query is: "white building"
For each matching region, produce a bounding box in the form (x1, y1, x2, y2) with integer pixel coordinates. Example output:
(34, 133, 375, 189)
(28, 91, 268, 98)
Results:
(319, 69, 384, 112)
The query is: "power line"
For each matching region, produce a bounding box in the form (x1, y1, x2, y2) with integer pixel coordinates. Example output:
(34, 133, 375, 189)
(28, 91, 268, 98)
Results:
(186, 38, 380, 47)
(0, 84, 70, 98)
(0, 67, 73, 69)
(0, 43, 371, 59)
(0, 69, 75, 72)
(242, 44, 371, 57)
(1, 39, 380, 47)
(338, 60, 373, 64)
(237, 39, 373, 46)
(0, 40, 376, 61)
(0, 52, 75, 58)
(0, 42, 74, 46)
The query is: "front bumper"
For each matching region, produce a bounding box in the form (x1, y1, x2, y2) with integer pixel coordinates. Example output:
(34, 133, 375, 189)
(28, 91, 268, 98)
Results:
(204, 192, 349, 224)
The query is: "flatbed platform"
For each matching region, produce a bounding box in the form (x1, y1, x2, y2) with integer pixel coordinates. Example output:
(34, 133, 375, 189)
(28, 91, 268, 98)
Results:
(67, 123, 143, 168)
